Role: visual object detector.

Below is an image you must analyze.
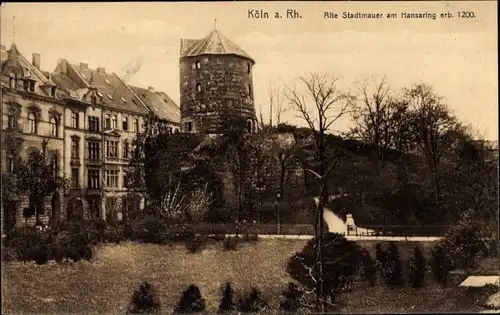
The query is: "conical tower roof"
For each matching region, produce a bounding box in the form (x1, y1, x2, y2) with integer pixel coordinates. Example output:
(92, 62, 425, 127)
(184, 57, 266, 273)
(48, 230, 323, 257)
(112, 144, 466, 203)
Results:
(181, 29, 254, 63)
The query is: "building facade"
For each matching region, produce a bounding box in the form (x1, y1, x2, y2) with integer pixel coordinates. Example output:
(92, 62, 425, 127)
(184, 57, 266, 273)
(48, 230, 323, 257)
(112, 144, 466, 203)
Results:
(1, 44, 180, 227)
(179, 29, 257, 134)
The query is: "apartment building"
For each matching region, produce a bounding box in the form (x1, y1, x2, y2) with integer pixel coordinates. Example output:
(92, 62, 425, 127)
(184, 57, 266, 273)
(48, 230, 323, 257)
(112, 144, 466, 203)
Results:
(1, 44, 181, 227)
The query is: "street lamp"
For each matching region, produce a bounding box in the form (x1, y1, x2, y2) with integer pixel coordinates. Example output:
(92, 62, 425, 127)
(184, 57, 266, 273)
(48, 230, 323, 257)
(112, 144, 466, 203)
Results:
(276, 191, 282, 235)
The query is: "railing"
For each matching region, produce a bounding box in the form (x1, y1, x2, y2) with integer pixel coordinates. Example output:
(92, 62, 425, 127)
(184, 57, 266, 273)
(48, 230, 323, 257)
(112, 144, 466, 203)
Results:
(348, 225, 450, 237)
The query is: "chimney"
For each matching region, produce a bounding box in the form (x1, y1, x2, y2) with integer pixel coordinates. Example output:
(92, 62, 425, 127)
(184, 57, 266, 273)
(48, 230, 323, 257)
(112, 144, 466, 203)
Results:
(148, 86, 155, 92)
(80, 62, 88, 70)
(57, 59, 68, 74)
(97, 67, 106, 75)
(32, 53, 41, 70)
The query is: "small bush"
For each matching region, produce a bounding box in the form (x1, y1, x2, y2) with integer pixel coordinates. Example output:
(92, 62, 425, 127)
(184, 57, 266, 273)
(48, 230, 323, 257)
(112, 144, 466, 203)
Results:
(431, 243, 454, 287)
(238, 287, 269, 313)
(358, 248, 376, 286)
(385, 242, 404, 286)
(219, 282, 236, 313)
(184, 234, 208, 254)
(127, 281, 161, 314)
(408, 246, 426, 288)
(33, 243, 50, 265)
(174, 284, 206, 313)
(375, 243, 387, 278)
(104, 224, 125, 244)
(223, 236, 239, 251)
(280, 282, 303, 313)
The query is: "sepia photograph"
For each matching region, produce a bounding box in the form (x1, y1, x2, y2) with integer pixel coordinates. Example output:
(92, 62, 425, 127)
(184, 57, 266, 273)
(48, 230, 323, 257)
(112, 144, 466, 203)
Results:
(0, 1, 498, 314)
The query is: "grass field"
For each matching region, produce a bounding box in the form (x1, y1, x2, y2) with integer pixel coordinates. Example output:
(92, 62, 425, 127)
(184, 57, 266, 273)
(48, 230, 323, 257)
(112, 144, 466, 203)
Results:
(2, 239, 496, 314)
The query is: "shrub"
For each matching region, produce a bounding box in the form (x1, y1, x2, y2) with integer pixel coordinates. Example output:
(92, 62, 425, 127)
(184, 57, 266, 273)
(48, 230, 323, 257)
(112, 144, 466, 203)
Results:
(431, 243, 454, 287)
(223, 236, 239, 251)
(375, 243, 387, 278)
(104, 224, 125, 244)
(33, 242, 50, 265)
(358, 248, 376, 286)
(443, 225, 487, 270)
(238, 287, 269, 313)
(219, 282, 236, 312)
(174, 284, 205, 313)
(287, 233, 360, 306)
(385, 242, 404, 286)
(408, 246, 426, 288)
(127, 281, 161, 314)
(280, 282, 303, 313)
(9, 227, 43, 262)
(184, 234, 208, 254)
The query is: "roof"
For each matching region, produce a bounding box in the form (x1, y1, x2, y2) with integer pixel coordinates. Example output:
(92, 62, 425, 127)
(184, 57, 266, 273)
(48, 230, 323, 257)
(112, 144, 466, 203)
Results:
(180, 29, 254, 62)
(129, 85, 181, 124)
(459, 276, 500, 287)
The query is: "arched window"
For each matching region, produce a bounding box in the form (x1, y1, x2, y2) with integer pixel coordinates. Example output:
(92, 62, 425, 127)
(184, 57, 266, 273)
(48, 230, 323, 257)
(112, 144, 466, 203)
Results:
(28, 112, 37, 134)
(49, 116, 58, 137)
(9, 73, 16, 89)
(196, 83, 202, 92)
(247, 119, 252, 133)
(196, 61, 201, 70)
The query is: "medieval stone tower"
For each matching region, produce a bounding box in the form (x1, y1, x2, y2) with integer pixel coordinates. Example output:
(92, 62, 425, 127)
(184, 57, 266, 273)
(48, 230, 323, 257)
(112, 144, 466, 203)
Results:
(179, 27, 257, 134)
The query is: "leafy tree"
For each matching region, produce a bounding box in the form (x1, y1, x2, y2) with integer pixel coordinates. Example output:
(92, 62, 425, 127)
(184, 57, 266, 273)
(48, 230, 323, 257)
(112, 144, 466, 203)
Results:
(385, 242, 404, 286)
(280, 282, 304, 312)
(127, 281, 161, 314)
(237, 287, 269, 313)
(219, 282, 236, 313)
(287, 233, 360, 310)
(174, 284, 205, 313)
(408, 246, 426, 288)
(15, 140, 69, 226)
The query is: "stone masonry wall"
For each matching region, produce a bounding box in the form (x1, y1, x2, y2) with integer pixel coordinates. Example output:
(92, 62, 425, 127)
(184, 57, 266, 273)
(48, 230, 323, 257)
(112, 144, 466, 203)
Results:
(180, 54, 256, 133)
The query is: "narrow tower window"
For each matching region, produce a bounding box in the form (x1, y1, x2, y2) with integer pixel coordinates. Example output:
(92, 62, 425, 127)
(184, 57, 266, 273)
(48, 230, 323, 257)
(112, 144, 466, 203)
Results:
(248, 84, 252, 96)
(196, 61, 201, 69)
(247, 120, 252, 133)
(247, 63, 251, 74)
(196, 83, 202, 92)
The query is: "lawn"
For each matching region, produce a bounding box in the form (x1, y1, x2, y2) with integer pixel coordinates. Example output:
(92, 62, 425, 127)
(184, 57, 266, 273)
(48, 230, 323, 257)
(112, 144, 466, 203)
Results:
(1, 239, 494, 314)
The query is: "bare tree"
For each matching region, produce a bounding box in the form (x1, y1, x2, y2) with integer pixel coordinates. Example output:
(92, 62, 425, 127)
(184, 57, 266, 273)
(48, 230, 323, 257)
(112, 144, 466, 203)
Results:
(285, 73, 353, 312)
(268, 82, 288, 126)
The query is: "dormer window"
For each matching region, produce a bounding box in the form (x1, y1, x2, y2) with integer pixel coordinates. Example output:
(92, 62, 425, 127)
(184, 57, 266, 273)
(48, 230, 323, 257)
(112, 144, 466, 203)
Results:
(91, 95, 97, 104)
(23, 80, 35, 92)
(196, 61, 201, 70)
(50, 86, 56, 97)
(196, 83, 202, 92)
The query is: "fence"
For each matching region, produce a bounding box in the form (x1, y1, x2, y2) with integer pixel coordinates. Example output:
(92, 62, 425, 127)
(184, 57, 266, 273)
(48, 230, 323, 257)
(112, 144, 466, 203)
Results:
(187, 223, 316, 236)
(348, 225, 450, 237)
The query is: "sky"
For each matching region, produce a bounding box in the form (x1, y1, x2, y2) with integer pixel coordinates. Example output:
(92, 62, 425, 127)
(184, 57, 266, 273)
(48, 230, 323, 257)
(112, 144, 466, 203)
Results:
(1, 2, 498, 140)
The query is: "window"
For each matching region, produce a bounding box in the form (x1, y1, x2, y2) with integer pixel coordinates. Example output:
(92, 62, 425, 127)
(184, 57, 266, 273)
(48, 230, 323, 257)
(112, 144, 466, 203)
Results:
(49, 116, 58, 137)
(247, 120, 252, 133)
(105, 197, 119, 217)
(122, 117, 129, 131)
(71, 138, 80, 158)
(88, 198, 101, 219)
(111, 115, 117, 129)
(247, 63, 251, 74)
(196, 61, 201, 69)
(133, 119, 139, 133)
(71, 168, 79, 188)
(167, 127, 173, 134)
(106, 140, 119, 158)
(105, 114, 111, 129)
(71, 112, 79, 128)
(191, 63, 196, 70)
(174, 128, 180, 134)
(6, 156, 15, 173)
(50, 154, 59, 178)
(88, 169, 100, 189)
(7, 113, 17, 129)
(50, 86, 56, 97)
(24, 80, 35, 92)
(105, 170, 119, 188)
(9, 74, 16, 89)
(87, 141, 100, 160)
(88, 116, 100, 132)
(90, 95, 97, 104)
(248, 84, 252, 96)
(28, 112, 37, 134)
(123, 170, 129, 188)
(123, 140, 130, 158)
(196, 83, 202, 92)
